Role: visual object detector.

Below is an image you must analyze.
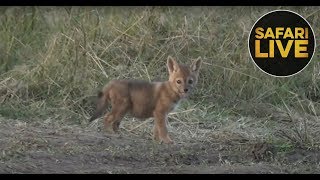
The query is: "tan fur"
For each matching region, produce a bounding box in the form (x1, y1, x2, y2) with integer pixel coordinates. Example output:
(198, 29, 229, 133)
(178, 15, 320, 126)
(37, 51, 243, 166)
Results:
(90, 56, 202, 144)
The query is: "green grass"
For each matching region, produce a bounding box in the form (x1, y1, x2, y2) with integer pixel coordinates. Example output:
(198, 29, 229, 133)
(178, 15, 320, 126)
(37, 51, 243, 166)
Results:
(1, 6, 320, 150)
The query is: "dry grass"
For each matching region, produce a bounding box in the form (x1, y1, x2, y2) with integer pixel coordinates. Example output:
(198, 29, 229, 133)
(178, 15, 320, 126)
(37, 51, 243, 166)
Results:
(0, 6, 320, 169)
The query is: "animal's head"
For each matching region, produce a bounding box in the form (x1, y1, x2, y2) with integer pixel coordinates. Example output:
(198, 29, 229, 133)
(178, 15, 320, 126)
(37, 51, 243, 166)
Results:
(167, 56, 202, 99)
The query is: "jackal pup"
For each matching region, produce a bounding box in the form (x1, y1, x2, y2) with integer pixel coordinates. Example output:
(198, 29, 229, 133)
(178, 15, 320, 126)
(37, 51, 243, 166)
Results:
(90, 56, 202, 144)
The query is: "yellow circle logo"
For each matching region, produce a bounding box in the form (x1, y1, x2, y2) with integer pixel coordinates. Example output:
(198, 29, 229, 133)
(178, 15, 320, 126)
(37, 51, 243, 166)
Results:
(248, 10, 316, 77)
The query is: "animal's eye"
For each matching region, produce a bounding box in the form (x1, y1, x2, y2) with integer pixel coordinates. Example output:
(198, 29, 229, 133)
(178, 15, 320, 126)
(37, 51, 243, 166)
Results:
(176, 80, 181, 84)
(188, 79, 193, 84)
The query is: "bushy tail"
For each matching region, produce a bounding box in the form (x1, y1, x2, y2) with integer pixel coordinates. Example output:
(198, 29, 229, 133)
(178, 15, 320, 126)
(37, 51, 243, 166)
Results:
(89, 90, 109, 122)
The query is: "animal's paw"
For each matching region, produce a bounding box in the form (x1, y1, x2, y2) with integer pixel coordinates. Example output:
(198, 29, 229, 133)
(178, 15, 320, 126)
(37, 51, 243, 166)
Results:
(104, 124, 116, 134)
(160, 135, 174, 144)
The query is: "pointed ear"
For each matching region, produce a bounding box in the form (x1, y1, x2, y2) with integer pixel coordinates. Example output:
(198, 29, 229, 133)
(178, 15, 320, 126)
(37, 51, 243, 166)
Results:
(191, 56, 202, 73)
(167, 56, 179, 73)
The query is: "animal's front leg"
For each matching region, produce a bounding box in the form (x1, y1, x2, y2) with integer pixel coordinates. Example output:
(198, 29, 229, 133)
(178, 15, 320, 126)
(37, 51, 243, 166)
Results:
(153, 112, 173, 144)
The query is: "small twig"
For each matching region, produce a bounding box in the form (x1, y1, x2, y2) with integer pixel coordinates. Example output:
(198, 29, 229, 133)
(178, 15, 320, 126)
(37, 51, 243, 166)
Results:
(128, 119, 152, 132)
(169, 108, 196, 115)
(168, 116, 191, 128)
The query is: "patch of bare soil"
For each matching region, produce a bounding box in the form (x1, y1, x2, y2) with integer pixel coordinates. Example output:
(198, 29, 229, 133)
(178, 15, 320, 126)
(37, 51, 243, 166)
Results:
(0, 117, 319, 174)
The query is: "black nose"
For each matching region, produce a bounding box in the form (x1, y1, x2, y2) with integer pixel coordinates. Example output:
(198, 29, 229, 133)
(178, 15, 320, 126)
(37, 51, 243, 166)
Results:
(184, 88, 188, 93)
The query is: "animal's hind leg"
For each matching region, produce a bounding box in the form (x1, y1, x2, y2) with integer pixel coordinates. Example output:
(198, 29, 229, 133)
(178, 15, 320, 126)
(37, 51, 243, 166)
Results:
(152, 125, 160, 141)
(103, 99, 129, 134)
(103, 112, 116, 133)
(111, 106, 127, 133)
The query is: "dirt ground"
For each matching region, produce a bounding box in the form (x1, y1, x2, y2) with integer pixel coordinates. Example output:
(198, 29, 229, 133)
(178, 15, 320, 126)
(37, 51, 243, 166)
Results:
(0, 117, 319, 174)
